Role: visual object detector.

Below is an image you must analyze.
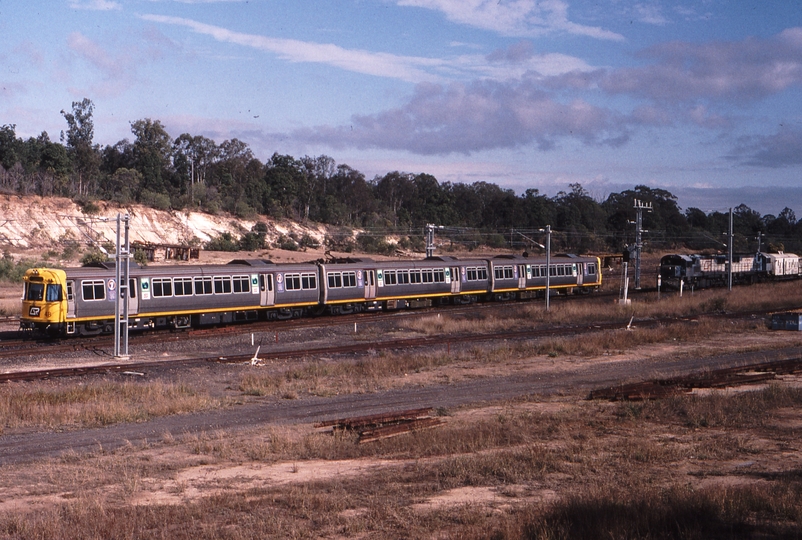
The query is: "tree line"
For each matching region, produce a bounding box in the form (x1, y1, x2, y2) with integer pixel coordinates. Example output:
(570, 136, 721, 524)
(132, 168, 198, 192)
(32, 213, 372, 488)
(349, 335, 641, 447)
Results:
(1, 98, 801, 255)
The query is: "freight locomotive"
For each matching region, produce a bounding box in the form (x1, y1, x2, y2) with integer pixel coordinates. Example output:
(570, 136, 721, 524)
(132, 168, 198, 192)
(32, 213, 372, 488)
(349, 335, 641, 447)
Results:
(659, 252, 801, 290)
(20, 254, 602, 336)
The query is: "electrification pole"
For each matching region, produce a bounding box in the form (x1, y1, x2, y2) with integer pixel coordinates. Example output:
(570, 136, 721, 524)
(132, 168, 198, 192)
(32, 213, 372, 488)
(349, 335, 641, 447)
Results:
(728, 208, 733, 291)
(425, 224, 444, 258)
(113, 213, 131, 359)
(537, 226, 551, 312)
(633, 199, 652, 289)
(425, 224, 435, 257)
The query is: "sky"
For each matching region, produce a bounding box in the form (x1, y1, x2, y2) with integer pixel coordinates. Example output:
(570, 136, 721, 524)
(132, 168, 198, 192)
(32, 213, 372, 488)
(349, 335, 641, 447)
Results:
(2, 0, 802, 216)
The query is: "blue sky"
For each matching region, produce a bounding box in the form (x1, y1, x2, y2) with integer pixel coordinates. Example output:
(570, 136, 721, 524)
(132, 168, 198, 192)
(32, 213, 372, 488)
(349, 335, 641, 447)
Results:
(2, 0, 802, 215)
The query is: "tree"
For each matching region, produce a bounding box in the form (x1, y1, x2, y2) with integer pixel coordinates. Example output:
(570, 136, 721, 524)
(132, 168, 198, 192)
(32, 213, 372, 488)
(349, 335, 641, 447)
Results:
(173, 133, 219, 207)
(130, 118, 174, 200)
(0, 124, 20, 170)
(263, 153, 305, 218)
(733, 204, 762, 236)
(300, 155, 336, 221)
(685, 207, 708, 229)
(61, 98, 100, 196)
(105, 168, 142, 203)
(374, 171, 415, 228)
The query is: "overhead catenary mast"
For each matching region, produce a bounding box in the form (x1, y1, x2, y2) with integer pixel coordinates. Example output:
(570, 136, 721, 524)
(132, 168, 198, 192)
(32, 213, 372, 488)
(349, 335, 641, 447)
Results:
(633, 199, 652, 290)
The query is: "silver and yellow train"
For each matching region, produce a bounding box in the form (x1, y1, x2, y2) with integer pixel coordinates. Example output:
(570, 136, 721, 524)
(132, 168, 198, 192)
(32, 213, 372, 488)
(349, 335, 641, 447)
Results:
(21, 254, 602, 336)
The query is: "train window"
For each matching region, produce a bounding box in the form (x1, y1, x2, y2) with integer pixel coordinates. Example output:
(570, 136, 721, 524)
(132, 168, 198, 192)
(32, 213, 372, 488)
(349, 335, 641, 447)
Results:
(259, 274, 274, 292)
(26, 283, 44, 301)
(66, 281, 74, 302)
(232, 275, 250, 293)
(174, 277, 193, 296)
(549, 265, 556, 277)
(124, 279, 136, 299)
(434, 269, 445, 282)
(410, 270, 422, 284)
(194, 277, 213, 295)
(478, 267, 487, 280)
(467, 267, 477, 281)
(422, 269, 434, 283)
(397, 270, 410, 284)
(214, 276, 232, 294)
(81, 280, 106, 301)
(384, 270, 397, 285)
(328, 272, 342, 288)
(327, 272, 353, 288)
(495, 266, 514, 279)
(342, 271, 356, 287)
(302, 273, 317, 290)
(587, 263, 597, 275)
(46, 284, 62, 302)
(285, 274, 302, 290)
(152, 278, 173, 297)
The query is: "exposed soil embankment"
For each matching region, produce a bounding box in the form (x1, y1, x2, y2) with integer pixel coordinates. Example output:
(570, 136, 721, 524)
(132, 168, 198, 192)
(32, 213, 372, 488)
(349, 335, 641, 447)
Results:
(0, 194, 328, 252)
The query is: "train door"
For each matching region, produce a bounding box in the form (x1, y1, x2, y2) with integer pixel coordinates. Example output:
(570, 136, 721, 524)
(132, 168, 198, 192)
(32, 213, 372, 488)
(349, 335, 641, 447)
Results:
(576, 264, 584, 286)
(66, 280, 76, 318)
(125, 278, 139, 315)
(365, 270, 376, 299)
(451, 266, 461, 293)
(260, 274, 275, 306)
(518, 264, 527, 289)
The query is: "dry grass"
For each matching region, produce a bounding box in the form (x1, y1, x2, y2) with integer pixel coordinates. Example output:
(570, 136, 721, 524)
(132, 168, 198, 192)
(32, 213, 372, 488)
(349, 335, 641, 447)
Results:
(0, 381, 226, 432)
(238, 316, 771, 401)
(405, 280, 802, 336)
(1, 385, 800, 538)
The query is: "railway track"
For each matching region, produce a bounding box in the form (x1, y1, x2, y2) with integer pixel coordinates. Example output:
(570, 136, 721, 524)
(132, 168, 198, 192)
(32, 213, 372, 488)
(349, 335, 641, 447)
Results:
(0, 292, 615, 359)
(0, 305, 789, 384)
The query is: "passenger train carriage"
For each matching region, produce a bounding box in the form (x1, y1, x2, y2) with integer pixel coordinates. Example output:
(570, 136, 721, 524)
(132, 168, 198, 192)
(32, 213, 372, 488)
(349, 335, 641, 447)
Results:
(21, 254, 602, 336)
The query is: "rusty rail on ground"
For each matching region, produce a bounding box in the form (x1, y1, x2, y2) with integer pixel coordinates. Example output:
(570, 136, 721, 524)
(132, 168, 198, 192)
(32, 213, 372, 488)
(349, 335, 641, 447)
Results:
(315, 407, 445, 443)
(588, 357, 802, 401)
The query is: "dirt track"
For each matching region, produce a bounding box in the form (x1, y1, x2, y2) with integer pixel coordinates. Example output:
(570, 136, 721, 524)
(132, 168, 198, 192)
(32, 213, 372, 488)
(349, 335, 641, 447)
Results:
(3, 344, 800, 466)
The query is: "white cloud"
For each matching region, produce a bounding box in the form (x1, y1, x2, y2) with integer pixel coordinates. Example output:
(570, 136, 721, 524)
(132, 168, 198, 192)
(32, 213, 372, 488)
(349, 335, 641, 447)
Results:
(292, 77, 628, 155)
(141, 14, 444, 83)
(69, 0, 121, 10)
(141, 15, 595, 83)
(396, 0, 625, 41)
(633, 3, 669, 25)
(599, 29, 802, 103)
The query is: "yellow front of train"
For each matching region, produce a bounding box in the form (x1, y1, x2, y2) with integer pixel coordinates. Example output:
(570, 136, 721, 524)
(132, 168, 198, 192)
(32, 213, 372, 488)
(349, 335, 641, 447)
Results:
(20, 268, 68, 335)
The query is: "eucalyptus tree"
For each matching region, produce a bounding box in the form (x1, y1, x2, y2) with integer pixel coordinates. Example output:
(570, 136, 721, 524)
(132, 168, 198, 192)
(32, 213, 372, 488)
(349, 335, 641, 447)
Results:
(374, 171, 416, 228)
(173, 134, 219, 207)
(0, 124, 20, 170)
(130, 118, 174, 201)
(299, 154, 336, 222)
(61, 98, 100, 197)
